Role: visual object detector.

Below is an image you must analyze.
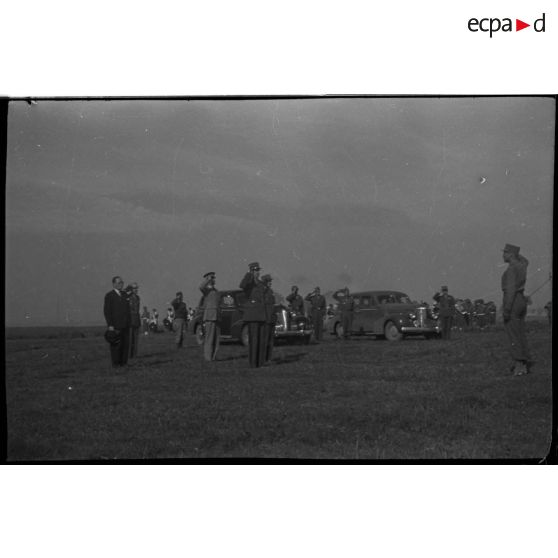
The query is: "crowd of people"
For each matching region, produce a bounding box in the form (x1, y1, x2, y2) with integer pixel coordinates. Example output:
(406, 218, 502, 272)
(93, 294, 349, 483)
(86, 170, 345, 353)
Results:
(102, 279, 194, 368)
(103, 243, 540, 375)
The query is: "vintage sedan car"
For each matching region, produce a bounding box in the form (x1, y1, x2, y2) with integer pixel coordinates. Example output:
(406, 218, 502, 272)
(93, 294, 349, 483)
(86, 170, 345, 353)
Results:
(327, 290, 441, 341)
(189, 289, 313, 346)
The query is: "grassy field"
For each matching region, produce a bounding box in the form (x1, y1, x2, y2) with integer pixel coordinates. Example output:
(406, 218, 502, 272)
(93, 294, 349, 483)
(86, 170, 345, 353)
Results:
(4, 320, 553, 462)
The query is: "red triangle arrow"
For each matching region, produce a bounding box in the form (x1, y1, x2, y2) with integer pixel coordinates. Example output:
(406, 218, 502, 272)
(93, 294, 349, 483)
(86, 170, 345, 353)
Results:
(516, 19, 530, 31)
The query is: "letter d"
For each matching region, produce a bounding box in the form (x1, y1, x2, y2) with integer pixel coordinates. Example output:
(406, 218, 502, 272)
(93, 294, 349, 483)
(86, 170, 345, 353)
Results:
(534, 13, 545, 32)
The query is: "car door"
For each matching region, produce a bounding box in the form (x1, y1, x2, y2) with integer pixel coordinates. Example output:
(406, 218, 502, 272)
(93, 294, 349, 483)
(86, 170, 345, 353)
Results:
(368, 295, 386, 334)
(352, 294, 372, 332)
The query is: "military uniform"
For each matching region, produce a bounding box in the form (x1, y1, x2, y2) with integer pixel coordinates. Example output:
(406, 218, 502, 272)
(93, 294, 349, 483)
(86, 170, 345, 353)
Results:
(171, 292, 188, 349)
(332, 288, 355, 340)
(286, 288, 305, 315)
(126, 284, 141, 357)
(501, 244, 531, 375)
(239, 263, 268, 368)
(305, 288, 327, 341)
(199, 274, 221, 361)
(433, 287, 455, 340)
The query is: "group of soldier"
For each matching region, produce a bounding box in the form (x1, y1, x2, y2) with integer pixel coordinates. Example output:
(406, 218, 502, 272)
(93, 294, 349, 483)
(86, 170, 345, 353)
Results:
(103, 242, 538, 376)
(102, 274, 218, 368)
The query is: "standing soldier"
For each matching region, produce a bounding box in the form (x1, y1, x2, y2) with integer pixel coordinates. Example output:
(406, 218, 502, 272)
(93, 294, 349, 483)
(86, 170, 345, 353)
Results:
(433, 286, 456, 340)
(171, 291, 188, 350)
(261, 274, 277, 365)
(305, 286, 327, 342)
(332, 287, 355, 340)
(199, 272, 221, 361)
(286, 285, 305, 316)
(239, 262, 268, 368)
(126, 282, 141, 358)
(501, 243, 532, 376)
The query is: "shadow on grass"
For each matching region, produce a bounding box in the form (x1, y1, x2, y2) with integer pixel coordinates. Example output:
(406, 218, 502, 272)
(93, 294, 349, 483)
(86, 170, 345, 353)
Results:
(132, 358, 176, 367)
(272, 352, 308, 366)
(216, 355, 248, 362)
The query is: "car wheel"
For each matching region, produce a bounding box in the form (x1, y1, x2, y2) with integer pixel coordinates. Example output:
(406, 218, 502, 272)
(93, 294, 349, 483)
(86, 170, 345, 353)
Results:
(241, 325, 249, 347)
(334, 322, 344, 339)
(384, 320, 403, 342)
(194, 324, 204, 346)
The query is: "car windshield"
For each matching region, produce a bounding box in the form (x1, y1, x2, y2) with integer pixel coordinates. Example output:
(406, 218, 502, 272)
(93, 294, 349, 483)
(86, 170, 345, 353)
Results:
(376, 293, 412, 304)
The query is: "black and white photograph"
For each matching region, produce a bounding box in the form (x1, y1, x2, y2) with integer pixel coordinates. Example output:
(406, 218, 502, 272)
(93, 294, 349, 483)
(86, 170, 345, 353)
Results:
(4, 95, 554, 462)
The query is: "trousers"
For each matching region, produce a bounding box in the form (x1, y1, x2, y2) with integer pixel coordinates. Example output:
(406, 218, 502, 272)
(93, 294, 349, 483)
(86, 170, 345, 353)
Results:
(504, 293, 531, 362)
(341, 312, 353, 339)
(110, 328, 130, 366)
(173, 318, 186, 347)
(247, 322, 267, 368)
(203, 321, 220, 361)
(311, 313, 324, 341)
(129, 326, 140, 357)
(439, 316, 453, 340)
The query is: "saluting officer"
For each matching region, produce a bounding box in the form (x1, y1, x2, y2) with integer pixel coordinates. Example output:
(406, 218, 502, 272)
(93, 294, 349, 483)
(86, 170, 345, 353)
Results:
(332, 287, 355, 340)
(433, 286, 456, 340)
(501, 243, 532, 376)
(239, 262, 268, 368)
(305, 286, 327, 342)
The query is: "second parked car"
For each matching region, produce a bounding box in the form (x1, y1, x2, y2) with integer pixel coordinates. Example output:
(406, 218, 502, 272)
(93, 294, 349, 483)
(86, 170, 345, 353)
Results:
(327, 290, 441, 341)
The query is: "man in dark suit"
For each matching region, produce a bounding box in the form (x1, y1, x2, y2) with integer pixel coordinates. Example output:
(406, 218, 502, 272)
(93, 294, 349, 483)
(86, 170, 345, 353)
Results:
(103, 276, 131, 367)
(239, 262, 268, 368)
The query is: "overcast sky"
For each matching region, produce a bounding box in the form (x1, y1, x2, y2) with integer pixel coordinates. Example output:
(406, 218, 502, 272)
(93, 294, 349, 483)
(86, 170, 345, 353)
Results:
(5, 97, 554, 326)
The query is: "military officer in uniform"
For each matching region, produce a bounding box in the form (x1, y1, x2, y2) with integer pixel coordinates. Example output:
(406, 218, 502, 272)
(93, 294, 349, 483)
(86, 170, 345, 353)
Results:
(239, 262, 268, 368)
(501, 243, 532, 376)
(433, 286, 456, 340)
(332, 287, 355, 340)
(305, 286, 327, 342)
(199, 272, 221, 361)
(286, 285, 305, 315)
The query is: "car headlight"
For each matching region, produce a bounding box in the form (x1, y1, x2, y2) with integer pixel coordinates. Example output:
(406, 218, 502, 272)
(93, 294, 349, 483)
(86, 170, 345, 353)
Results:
(408, 312, 416, 320)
